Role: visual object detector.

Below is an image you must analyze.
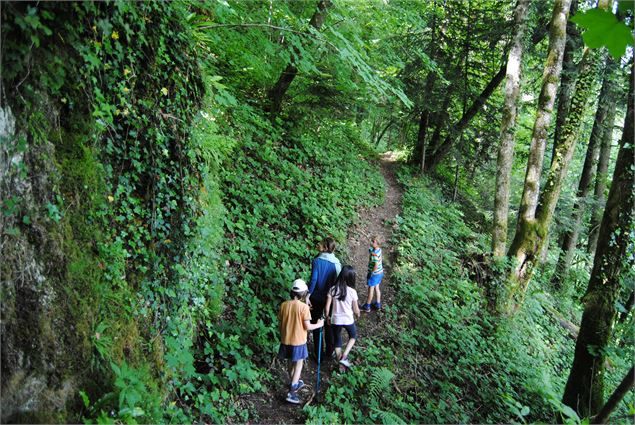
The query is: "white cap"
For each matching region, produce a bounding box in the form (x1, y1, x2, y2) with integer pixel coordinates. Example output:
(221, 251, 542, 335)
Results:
(292, 279, 308, 292)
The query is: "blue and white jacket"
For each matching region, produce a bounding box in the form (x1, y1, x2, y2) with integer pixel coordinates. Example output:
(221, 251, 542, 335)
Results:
(308, 252, 341, 303)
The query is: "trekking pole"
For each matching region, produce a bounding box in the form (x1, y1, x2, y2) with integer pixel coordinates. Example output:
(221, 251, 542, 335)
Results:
(315, 319, 323, 398)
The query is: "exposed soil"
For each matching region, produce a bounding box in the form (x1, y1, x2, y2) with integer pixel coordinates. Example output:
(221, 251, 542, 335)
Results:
(243, 153, 403, 424)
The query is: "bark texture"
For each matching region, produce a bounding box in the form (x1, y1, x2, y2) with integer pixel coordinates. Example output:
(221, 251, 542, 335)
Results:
(506, 0, 572, 289)
(551, 58, 613, 287)
(492, 0, 531, 257)
(551, 0, 580, 165)
(562, 65, 634, 418)
(587, 84, 618, 255)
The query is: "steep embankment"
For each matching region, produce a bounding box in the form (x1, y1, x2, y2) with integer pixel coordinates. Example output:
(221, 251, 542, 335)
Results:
(1, 3, 209, 422)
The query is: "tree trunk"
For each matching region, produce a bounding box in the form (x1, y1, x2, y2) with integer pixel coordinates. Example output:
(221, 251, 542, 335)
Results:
(506, 0, 573, 291)
(619, 290, 635, 323)
(492, 0, 531, 257)
(551, 57, 613, 288)
(424, 92, 452, 165)
(562, 64, 634, 418)
(375, 119, 394, 146)
(452, 159, 460, 202)
(551, 0, 581, 166)
(425, 6, 551, 174)
(593, 365, 635, 424)
(587, 74, 618, 254)
(510, 47, 601, 295)
(413, 0, 439, 170)
(266, 0, 330, 117)
(415, 102, 431, 170)
(426, 61, 507, 172)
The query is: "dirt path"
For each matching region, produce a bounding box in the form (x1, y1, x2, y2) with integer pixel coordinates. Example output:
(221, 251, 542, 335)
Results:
(245, 153, 403, 424)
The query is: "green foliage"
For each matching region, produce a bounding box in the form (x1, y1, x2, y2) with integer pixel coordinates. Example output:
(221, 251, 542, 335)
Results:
(309, 166, 585, 423)
(190, 105, 383, 420)
(79, 362, 162, 424)
(571, 8, 634, 60)
(2, 1, 225, 422)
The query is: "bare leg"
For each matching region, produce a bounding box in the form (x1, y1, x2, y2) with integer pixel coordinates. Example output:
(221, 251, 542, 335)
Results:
(334, 346, 342, 360)
(376, 285, 381, 304)
(290, 359, 303, 386)
(342, 338, 356, 359)
(287, 360, 293, 382)
(366, 286, 374, 305)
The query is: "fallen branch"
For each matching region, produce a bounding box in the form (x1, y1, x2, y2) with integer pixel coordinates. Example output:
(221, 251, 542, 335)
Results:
(544, 304, 579, 340)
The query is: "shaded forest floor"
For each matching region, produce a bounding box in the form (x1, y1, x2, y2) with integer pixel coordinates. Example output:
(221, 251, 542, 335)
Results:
(244, 152, 403, 424)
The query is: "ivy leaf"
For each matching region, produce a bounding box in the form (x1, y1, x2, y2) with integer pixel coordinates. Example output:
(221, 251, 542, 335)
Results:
(571, 9, 634, 60)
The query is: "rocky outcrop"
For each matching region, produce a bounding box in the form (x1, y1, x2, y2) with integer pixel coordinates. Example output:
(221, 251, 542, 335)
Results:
(1, 102, 86, 423)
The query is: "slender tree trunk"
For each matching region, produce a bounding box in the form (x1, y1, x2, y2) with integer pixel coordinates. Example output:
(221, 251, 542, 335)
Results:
(593, 365, 635, 424)
(413, 0, 439, 170)
(551, 0, 581, 166)
(492, 0, 531, 257)
(425, 92, 452, 163)
(506, 0, 572, 291)
(266, 0, 330, 117)
(426, 62, 507, 172)
(426, 13, 551, 175)
(452, 160, 460, 202)
(375, 119, 394, 146)
(415, 101, 431, 167)
(619, 290, 635, 323)
(587, 81, 618, 254)
(562, 65, 634, 418)
(551, 57, 613, 288)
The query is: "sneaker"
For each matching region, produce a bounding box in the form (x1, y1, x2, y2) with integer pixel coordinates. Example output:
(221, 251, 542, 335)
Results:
(286, 391, 300, 404)
(290, 380, 305, 391)
(361, 303, 371, 312)
(372, 302, 382, 310)
(339, 357, 352, 368)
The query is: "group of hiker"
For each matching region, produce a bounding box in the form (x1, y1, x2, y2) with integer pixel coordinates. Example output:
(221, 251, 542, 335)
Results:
(277, 236, 384, 404)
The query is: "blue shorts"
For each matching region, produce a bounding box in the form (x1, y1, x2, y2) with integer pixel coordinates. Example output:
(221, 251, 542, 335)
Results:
(367, 273, 383, 287)
(278, 344, 308, 362)
(332, 323, 357, 347)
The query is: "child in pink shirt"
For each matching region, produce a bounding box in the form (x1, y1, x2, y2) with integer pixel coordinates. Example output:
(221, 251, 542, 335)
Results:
(325, 266, 360, 367)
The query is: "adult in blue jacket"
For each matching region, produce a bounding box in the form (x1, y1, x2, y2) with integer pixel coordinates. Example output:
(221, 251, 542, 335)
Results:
(307, 237, 341, 360)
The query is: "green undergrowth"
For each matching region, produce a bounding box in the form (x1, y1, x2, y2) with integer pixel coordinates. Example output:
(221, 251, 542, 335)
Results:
(307, 166, 586, 424)
(182, 112, 385, 422)
(150, 63, 385, 419)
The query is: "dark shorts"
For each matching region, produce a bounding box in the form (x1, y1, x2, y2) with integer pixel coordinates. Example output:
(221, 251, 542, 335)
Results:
(278, 344, 308, 362)
(332, 323, 357, 348)
(368, 273, 383, 287)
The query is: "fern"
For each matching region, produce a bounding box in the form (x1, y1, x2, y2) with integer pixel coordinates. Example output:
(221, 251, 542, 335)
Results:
(368, 367, 395, 400)
(371, 408, 407, 425)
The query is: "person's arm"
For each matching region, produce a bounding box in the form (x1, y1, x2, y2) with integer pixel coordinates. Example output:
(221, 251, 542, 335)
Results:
(304, 319, 324, 331)
(353, 300, 361, 320)
(325, 294, 332, 325)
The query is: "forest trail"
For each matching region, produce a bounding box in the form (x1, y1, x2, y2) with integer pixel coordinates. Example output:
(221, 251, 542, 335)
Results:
(245, 152, 403, 424)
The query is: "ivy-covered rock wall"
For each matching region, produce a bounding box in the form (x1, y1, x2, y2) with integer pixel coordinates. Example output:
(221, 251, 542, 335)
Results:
(0, 2, 212, 422)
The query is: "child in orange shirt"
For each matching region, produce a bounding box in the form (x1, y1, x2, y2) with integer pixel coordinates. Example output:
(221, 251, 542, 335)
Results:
(278, 279, 324, 404)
